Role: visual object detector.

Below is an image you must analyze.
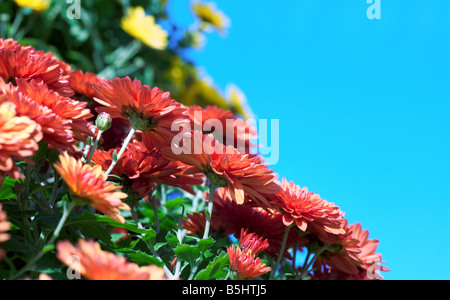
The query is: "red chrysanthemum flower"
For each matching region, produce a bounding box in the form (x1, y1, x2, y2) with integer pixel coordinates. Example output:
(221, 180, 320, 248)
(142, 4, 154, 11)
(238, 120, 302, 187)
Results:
(188, 105, 257, 153)
(227, 229, 271, 279)
(0, 38, 73, 97)
(92, 140, 204, 200)
(91, 76, 189, 149)
(182, 210, 225, 236)
(69, 70, 106, 99)
(2, 79, 92, 152)
(57, 239, 167, 280)
(227, 244, 271, 280)
(238, 228, 269, 256)
(270, 178, 346, 244)
(164, 131, 279, 209)
(0, 90, 42, 185)
(313, 221, 389, 279)
(16, 79, 93, 142)
(350, 222, 389, 279)
(53, 152, 130, 223)
(183, 188, 306, 258)
(212, 188, 305, 258)
(0, 204, 10, 261)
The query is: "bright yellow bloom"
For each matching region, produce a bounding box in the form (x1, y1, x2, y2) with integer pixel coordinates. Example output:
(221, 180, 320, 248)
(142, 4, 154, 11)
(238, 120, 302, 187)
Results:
(226, 84, 253, 120)
(192, 1, 230, 34)
(121, 6, 168, 50)
(14, 0, 50, 12)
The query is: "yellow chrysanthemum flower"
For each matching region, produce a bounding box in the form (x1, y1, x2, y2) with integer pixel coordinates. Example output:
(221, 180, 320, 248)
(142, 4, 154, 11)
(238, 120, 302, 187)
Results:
(191, 1, 230, 34)
(121, 6, 168, 50)
(14, 0, 50, 12)
(226, 84, 253, 120)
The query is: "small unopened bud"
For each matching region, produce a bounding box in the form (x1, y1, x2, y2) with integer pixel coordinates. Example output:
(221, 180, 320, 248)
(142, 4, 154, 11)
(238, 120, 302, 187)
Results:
(95, 112, 112, 132)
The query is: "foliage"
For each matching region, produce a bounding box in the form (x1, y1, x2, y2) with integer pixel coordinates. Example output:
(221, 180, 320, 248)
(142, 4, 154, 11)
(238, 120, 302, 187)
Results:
(0, 0, 388, 281)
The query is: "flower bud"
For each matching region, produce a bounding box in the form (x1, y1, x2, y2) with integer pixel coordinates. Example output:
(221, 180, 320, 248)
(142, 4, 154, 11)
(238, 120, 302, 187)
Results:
(95, 112, 112, 132)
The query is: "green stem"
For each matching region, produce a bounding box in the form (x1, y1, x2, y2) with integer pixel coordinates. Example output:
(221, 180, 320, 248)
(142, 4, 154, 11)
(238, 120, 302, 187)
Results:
(130, 205, 143, 229)
(145, 241, 175, 280)
(173, 205, 185, 279)
(8, 8, 24, 38)
(48, 172, 60, 208)
(297, 249, 312, 279)
(297, 244, 329, 280)
(291, 241, 298, 275)
(202, 183, 216, 240)
(8, 201, 76, 280)
(152, 198, 160, 234)
(105, 127, 136, 176)
(270, 223, 294, 280)
(86, 129, 103, 164)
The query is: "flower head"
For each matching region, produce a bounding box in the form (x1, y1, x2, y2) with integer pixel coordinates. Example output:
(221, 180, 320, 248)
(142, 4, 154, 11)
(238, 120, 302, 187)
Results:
(0, 38, 73, 97)
(69, 70, 106, 100)
(227, 244, 270, 280)
(188, 105, 256, 153)
(314, 221, 389, 279)
(350, 223, 389, 279)
(0, 204, 10, 261)
(271, 178, 346, 244)
(121, 7, 168, 50)
(225, 84, 253, 120)
(57, 239, 166, 280)
(53, 152, 130, 223)
(212, 188, 305, 258)
(92, 76, 189, 149)
(0, 85, 42, 184)
(14, 0, 50, 12)
(238, 228, 269, 256)
(192, 1, 230, 34)
(92, 140, 203, 201)
(15, 78, 93, 145)
(164, 131, 279, 209)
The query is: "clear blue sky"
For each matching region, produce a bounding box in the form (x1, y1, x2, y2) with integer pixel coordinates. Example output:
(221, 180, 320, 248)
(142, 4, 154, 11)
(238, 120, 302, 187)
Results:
(170, 0, 450, 280)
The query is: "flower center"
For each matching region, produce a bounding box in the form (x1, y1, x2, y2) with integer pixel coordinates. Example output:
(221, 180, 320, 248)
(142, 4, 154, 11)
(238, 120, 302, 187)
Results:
(123, 106, 157, 131)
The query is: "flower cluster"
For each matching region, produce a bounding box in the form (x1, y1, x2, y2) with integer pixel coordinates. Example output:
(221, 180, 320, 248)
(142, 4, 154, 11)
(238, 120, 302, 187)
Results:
(0, 37, 388, 281)
(0, 204, 10, 261)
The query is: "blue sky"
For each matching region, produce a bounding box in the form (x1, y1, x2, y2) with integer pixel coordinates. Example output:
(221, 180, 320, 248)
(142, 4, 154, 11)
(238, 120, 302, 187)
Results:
(170, 0, 450, 279)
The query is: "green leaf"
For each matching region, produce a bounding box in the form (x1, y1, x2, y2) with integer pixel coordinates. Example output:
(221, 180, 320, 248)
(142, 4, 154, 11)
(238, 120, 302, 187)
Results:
(33, 141, 49, 162)
(112, 150, 118, 162)
(0, 177, 19, 201)
(173, 244, 200, 265)
(73, 210, 152, 235)
(48, 149, 61, 164)
(128, 251, 164, 267)
(141, 228, 157, 244)
(197, 238, 215, 253)
(78, 221, 112, 245)
(165, 231, 179, 248)
(164, 197, 183, 209)
(195, 252, 229, 280)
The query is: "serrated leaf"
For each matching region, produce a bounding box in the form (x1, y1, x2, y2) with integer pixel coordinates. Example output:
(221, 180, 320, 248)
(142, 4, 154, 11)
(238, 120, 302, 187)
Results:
(73, 210, 151, 234)
(174, 244, 200, 265)
(0, 177, 19, 200)
(194, 252, 229, 280)
(142, 228, 157, 244)
(165, 231, 179, 248)
(128, 251, 164, 267)
(197, 238, 215, 253)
